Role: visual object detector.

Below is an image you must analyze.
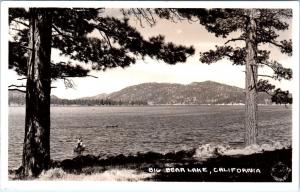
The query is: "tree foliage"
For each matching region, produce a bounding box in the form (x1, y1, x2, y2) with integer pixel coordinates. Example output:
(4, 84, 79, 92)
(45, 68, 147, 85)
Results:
(9, 8, 195, 81)
(271, 88, 292, 105)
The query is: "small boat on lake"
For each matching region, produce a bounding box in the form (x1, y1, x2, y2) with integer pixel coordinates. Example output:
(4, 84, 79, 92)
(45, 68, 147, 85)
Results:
(105, 125, 119, 128)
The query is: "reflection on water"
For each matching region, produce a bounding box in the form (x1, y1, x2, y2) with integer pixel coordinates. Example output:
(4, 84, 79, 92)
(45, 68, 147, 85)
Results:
(9, 105, 292, 169)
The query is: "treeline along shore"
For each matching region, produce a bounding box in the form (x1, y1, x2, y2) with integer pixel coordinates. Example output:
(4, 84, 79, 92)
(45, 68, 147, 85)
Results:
(51, 98, 148, 106)
(9, 98, 148, 106)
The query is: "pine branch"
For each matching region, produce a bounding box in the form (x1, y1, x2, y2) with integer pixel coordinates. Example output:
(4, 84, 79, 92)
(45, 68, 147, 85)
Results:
(169, 9, 187, 22)
(260, 61, 292, 80)
(8, 88, 26, 93)
(258, 74, 274, 79)
(224, 38, 245, 44)
(62, 78, 76, 89)
(130, 9, 145, 28)
(50, 62, 91, 79)
(243, 71, 273, 79)
(99, 31, 113, 49)
(147, 9, 157, 23)
(11, 19, 29, 27)
(8, 84, 26, 88)
(86, 75, 98, 78)
(9, 86, 56, 91)
(267, 40, 285, 49)
(10, 28, 24, 33)
(58, 74, 98, 78)
(137, 9, 156, 26)
(52, 24, 74, 41)
(262, 39, 292, 55)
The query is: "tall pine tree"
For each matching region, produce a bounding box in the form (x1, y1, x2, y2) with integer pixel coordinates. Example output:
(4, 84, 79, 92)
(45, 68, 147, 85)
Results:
(9, 8, 195, 177)
(195, 9, 292, 145)
(124, 8, 293, 145)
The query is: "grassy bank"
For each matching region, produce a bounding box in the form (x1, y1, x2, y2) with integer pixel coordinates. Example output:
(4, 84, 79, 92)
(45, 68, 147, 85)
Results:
(9, 146, 292, 182)
(152, 147, 292, 181)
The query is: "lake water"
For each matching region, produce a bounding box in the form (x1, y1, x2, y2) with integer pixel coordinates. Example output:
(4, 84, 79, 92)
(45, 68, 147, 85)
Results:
(8, 105, 292, 170)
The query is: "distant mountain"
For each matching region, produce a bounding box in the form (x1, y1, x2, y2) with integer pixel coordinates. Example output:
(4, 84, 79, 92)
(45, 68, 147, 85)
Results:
(8, 91, 146, 106)
(9, 81, 272, 106)
(85, 81, 271, 105)
(80, 93, 109, 100)
(9, 90, 60, 105)
(9, 90, 26, 105)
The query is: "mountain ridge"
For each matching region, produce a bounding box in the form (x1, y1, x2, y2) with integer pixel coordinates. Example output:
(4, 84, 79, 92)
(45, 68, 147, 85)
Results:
(82, 81, 270, 105)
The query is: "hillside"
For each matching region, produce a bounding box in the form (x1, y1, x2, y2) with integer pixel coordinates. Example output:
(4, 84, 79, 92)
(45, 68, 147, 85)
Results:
(80, 93, 109, 100)
(88, 81, 271, 105)
(9, 91, 60, 105)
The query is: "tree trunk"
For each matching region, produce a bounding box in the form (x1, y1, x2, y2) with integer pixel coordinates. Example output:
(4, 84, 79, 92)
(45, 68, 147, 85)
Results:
(245, 9, 258, 146)
(22, 8, 52, 177)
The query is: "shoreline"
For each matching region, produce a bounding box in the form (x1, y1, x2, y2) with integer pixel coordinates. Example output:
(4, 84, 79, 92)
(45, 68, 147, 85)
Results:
(8, 104, 292, 107)
(9, 147, 292, 182)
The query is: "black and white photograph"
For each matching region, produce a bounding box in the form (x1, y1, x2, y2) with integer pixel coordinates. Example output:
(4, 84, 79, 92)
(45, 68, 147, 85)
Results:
(1, 1, 299, 191)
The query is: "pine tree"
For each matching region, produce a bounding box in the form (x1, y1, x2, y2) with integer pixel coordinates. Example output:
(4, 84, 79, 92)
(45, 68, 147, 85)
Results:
(194, 9, 292, 145)
(9, 8, 195, 177)
(183, 9, 292, 145)
(124, 8, 293, 145)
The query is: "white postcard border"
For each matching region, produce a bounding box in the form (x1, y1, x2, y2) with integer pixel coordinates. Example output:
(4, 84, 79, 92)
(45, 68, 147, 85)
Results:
(1, 1, 299, 192)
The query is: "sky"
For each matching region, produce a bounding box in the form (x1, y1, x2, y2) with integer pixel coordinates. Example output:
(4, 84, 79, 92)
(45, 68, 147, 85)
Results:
(8, 9, 294, 99)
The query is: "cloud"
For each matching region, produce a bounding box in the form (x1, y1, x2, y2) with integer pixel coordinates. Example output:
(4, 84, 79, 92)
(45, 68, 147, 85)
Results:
(176, 29, 183, 34)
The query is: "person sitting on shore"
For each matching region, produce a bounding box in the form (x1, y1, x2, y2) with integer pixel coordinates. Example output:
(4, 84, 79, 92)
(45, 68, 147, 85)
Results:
(75, 137, 85, 151)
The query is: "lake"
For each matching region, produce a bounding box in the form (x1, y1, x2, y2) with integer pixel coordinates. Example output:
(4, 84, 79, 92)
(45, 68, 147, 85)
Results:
(8, 105, 292, 170)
